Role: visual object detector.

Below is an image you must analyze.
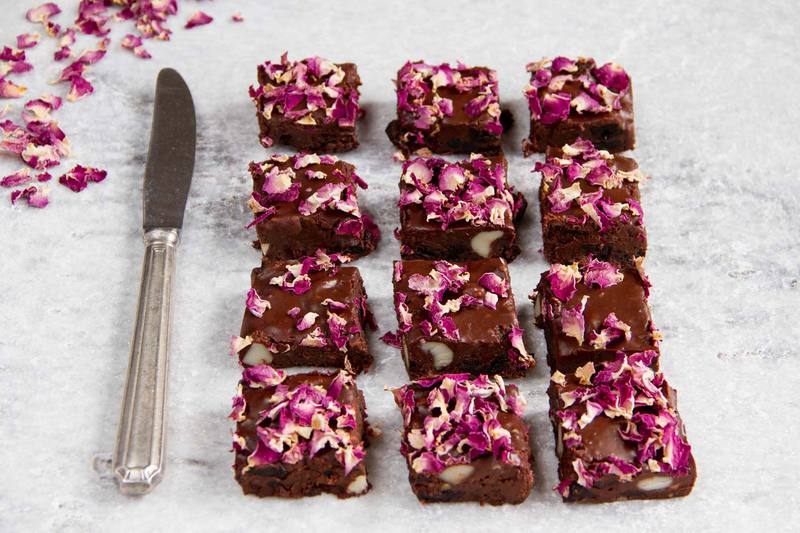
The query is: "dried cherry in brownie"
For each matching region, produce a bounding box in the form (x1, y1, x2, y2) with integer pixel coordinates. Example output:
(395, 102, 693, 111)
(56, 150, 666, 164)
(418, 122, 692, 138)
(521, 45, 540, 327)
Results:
(385, 258, 534, 379)
(247, 153, 379, 260)
(549, 352, 696, 503)
(397, 154, 526, 262)
(537, 139, 647, 267)
(231, 366, 370, 499)
(232, 250, 376, 373)
(386, 61, 505, 156)
(391, 374, 534, 505)
(250, 54, 362, 152)
(531, 258, 661, 373)
(523, 57, 635, 154)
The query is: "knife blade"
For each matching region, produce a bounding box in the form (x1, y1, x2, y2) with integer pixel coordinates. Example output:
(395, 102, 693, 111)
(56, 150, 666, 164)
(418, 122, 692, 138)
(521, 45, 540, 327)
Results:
(112, 68, 196, 495)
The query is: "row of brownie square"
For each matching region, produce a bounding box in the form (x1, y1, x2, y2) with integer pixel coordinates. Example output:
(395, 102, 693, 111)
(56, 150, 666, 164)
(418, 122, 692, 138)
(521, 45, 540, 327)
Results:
(251, 55, 635, 157)
(231, 366, 535, 504)
(531, 140, 697, 500)
(230, 355, 694, 505)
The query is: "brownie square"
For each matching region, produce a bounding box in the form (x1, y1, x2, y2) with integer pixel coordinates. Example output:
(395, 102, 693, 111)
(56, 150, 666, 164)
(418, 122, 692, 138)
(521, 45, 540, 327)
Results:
(233, 251, 375, 373)
(537, 139, 647, 266)
(388, 258, 534, 379)
(248, 153, 379, 260)
(523, 57, 635, 155)
(397, 154, 526, 262)
(231, 366, 370, 499)
(386, 61, 505, 156)
(531, 258, 660, 374)
(250, 54, 361, 152)
(391, 374, 533, 505)
(548, 352, 696, 503)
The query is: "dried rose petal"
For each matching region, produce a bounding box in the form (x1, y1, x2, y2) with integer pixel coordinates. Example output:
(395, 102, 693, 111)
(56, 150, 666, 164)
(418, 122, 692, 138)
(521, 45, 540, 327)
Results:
(26, 3, 61, 23)
(0, 79, 28, 99)
(560, 295, 588, 344)
(583, 258, 624, 288)
(10, 184, 49, 208)
(16, 33, 41, 49)
(232, 12, 244, 22)
(546, 263, 582, 301)
(58, 164, 106, 192)
(185, 11, 213, 29)
(245, 288, 270, 318)
(1, 168, 32, 188)
(296, 312, 319, 331)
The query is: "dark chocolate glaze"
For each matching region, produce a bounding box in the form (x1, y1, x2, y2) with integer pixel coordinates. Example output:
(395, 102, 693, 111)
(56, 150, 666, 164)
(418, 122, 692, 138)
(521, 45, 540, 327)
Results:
(534, 266, 659, 373)
(395, 258, 531, 379)
(402, 383, 534, 505)
(255, 63, 361, 153)
(250, 157, 377, 260)
(234, 372, 370, 499)
(547, 373, 696, 503)
(239, 262, 372, 373)
(539, 154, 647, 267)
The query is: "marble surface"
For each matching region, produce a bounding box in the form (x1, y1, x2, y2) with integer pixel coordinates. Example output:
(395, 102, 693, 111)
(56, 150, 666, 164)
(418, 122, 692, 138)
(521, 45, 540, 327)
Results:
(1, 1, 799, 531)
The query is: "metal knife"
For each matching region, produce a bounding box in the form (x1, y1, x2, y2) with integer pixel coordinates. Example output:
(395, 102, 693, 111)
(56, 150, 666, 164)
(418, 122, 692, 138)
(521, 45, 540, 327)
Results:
(112, 68, 196, 495)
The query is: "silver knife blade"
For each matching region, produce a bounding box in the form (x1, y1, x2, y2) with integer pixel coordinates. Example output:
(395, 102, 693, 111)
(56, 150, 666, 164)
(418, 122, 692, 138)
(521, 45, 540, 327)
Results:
(143, 68, 196, 231)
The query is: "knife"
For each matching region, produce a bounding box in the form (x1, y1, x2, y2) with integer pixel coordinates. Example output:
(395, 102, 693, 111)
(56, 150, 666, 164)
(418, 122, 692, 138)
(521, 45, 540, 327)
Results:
(112, 68, 196, 495)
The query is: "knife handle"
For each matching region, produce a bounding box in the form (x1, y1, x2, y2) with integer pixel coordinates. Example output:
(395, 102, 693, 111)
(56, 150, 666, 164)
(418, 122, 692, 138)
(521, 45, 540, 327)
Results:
(113, 228, 180, 495)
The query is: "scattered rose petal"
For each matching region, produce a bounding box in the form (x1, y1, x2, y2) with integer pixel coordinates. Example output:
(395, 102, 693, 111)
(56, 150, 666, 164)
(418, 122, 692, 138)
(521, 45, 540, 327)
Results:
(245, 288, 270, 318)
(185, 11, 213, 29)
(16, 33, 41, 49)
(58, 164, 106, 192)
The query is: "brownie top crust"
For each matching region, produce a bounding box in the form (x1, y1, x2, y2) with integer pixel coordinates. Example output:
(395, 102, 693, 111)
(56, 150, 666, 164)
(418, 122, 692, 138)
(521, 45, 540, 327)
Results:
(395, 61, 503, 137)
(250, 53, 360, 130)
(537, 138, 645, 231)
(247, 153, 375, 238)
(231, 366, 366, 476)
(391, 374, 528, 474)
(399, 154, 521, 231)
(524, 56, 632, 125)
(549, 352, 694, 498)
(533, 258, 660, 353)
(233, 250, 374, 357)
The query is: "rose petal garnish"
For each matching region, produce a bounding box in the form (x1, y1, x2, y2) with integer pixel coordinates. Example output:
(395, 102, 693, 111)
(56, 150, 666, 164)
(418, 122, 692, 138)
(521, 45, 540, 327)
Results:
(229, 335, 253, 356)
(380, 331, 402, 348)
(583, 258, 623, 288)
(560, 295, 588, 344)
(296, 312, 319, 331)
(245, 288, 270, 318)
(242, 364, 286, 388)
(546, 263, 581, 301)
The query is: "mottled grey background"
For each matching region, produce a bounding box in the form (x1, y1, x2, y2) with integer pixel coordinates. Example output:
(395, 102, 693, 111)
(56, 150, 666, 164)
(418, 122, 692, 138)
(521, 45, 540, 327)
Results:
(1, 1, 798, 531)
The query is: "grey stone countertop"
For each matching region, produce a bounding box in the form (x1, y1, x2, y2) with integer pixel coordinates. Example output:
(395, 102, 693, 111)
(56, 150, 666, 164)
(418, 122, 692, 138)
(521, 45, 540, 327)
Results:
(1, 1, 798, 531)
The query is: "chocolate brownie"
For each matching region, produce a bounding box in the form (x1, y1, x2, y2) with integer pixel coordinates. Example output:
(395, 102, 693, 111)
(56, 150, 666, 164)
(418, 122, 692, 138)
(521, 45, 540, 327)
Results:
(391, 374, 534, 505)
(397, 154, 526, 262)
(531, 258, 660, 373)
(523, 57, 635, 155)
(247, 153, 379, 260)
(232, 250, 376, 373)
(231, 366, 370, 499)
(537, 139, 647, 266)
(384, 258, 534, 379)
(249, 54, 362, 152)
(548, 352, 696, 503)
(386, 61, 505, 156)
